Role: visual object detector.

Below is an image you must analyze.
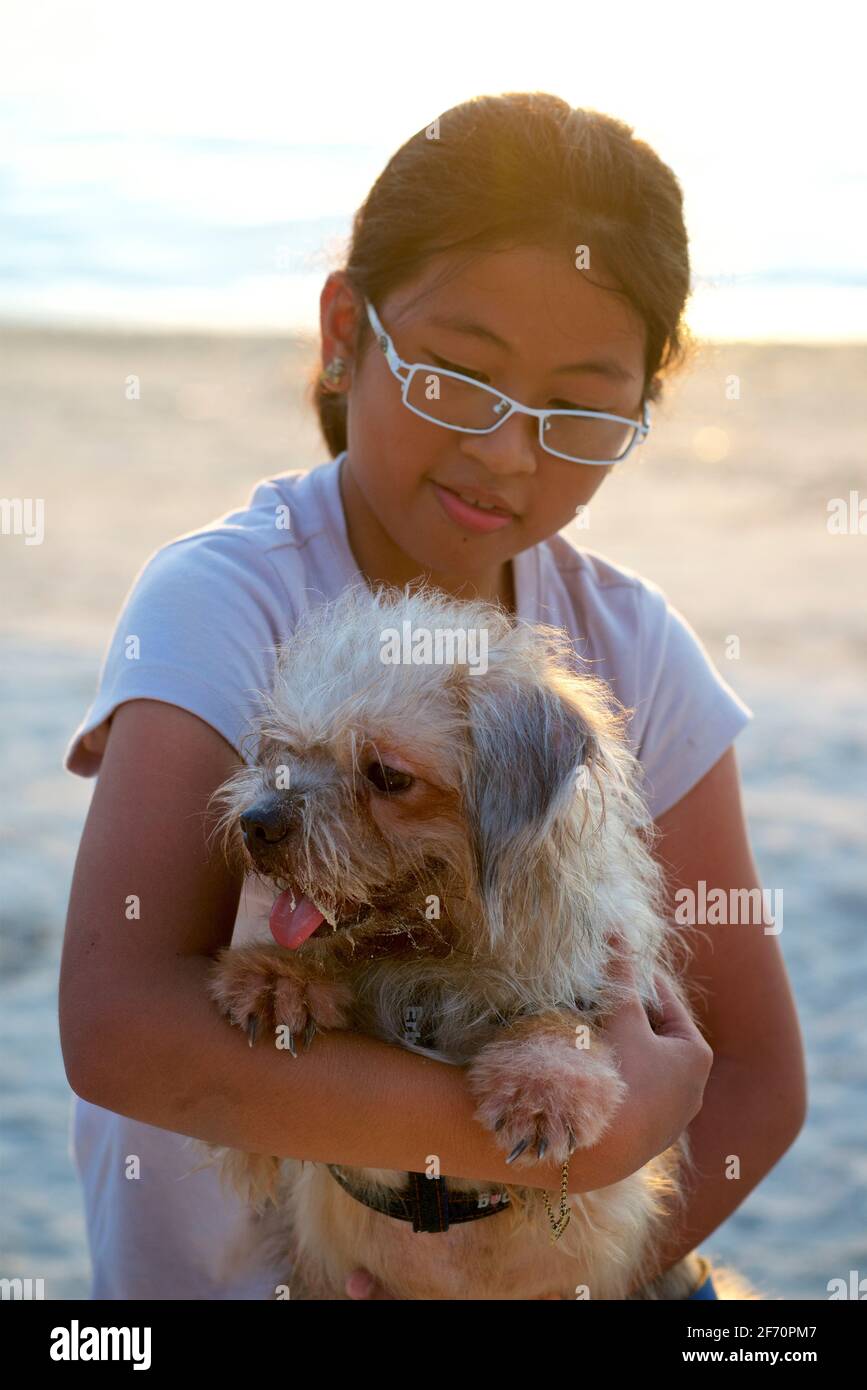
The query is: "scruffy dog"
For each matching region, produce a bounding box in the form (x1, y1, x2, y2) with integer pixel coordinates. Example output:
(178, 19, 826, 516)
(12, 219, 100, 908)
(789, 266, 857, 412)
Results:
(200, 583, 756, 1300)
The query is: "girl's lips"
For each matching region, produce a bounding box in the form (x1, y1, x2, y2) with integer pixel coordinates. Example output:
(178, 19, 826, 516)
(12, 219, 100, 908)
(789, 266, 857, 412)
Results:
(432, 482, 514, 534)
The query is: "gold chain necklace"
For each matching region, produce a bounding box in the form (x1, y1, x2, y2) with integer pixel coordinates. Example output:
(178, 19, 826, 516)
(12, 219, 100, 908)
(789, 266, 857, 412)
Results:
(541, 1157, 572, 1241)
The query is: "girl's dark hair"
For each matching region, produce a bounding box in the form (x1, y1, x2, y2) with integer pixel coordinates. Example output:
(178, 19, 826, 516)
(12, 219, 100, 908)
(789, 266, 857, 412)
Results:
(312, 91, 695, 457)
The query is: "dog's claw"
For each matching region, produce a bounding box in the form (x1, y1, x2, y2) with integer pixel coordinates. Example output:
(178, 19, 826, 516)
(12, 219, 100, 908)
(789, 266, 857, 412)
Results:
(506, 1137, 532, 1165)
(494, 1117, 507, 1132)
(303, 1018, 317, 1052)
(567, 1128, 577, 1154)
(245, 1015, 258, 1047)
(287, 1031, 297, 1058)
(536, 1137, 548, 1161)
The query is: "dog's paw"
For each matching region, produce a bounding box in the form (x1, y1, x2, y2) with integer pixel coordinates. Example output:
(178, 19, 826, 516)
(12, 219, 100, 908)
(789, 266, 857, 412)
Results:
(208, 944, 354, 1055)
(466, 1011, 628, 1168)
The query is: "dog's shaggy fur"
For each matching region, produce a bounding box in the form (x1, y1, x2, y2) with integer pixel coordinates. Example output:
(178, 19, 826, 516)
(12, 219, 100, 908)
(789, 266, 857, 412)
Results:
(194, 583, 758, 1300)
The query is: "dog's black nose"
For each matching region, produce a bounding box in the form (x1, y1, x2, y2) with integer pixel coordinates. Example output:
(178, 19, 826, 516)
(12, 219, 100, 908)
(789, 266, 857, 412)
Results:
(240, 794, 294, 846)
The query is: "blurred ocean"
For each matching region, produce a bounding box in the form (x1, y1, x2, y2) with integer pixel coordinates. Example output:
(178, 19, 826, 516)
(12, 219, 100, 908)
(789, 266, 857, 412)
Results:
(2, 122, 867, 340)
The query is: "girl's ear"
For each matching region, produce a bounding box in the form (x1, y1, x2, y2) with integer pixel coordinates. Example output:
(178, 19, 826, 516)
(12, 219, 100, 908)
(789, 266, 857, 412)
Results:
(463, 678, 599, 943)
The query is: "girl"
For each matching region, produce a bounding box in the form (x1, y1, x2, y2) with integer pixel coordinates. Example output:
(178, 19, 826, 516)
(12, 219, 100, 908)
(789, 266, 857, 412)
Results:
(60, 92, 806, 1300)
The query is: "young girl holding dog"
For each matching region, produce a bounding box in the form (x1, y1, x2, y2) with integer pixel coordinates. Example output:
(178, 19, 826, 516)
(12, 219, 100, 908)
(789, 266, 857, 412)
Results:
(60, 92, 806, 1300)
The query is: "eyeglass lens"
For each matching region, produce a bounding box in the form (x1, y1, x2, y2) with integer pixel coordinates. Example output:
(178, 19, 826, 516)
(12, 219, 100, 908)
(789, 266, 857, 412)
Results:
(405, 369, 636, 463)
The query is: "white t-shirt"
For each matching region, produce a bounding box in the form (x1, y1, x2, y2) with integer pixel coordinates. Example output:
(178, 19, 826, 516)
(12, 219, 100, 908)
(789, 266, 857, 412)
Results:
(64, 452, 753, 1300)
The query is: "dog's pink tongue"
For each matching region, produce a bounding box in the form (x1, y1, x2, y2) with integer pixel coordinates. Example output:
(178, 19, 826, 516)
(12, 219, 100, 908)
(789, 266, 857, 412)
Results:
(269, 890, 325, 949)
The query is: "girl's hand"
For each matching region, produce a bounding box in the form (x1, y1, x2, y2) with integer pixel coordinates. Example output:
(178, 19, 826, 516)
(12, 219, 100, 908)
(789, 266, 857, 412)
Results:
(599, 936, 714, 1165)
(345, 1270, 397, 1299)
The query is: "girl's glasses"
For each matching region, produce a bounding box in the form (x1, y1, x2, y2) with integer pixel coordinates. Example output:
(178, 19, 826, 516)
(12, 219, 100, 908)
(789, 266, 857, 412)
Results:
(364, 299, 650, 466)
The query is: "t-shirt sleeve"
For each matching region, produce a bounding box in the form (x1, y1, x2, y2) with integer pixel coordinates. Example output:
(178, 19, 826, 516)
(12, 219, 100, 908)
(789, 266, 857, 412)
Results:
(64, 531, 290, 777)
(629, 581, 754, 820)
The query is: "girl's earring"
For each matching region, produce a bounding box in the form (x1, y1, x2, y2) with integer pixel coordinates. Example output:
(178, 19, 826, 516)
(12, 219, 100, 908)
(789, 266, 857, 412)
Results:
(320, 357, 347, 390)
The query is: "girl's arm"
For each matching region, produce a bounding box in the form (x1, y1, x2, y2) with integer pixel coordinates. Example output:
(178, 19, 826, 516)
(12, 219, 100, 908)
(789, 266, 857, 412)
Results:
(625, 745, 808, 1291)
(60, 699, 709, 1195)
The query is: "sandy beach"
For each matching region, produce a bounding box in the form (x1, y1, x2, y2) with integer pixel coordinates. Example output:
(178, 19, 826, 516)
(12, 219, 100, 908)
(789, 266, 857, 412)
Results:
(4, 328, 865, 664)
(1, 328, 865, 1298)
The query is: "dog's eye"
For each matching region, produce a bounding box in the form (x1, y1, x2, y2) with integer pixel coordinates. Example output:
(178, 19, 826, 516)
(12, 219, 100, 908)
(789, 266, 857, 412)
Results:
(365, 763, 414, 795)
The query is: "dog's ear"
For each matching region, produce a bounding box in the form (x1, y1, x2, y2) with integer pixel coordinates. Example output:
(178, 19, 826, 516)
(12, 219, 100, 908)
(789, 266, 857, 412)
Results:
(463, 678, 599, 943)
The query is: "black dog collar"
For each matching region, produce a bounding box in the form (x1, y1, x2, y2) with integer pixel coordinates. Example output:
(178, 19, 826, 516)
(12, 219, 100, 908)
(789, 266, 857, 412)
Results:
(327, 1165, 512, 1233)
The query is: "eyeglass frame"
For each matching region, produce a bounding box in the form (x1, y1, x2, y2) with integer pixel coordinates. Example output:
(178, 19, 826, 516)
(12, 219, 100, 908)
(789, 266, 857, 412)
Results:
(363, 298, 651, 466)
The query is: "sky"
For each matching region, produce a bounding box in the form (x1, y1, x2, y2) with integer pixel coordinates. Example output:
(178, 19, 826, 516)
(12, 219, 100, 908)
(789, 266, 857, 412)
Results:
(1, 0, 864, 338)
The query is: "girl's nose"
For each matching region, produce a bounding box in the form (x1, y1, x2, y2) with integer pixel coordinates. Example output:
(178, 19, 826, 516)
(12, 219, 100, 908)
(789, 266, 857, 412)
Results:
(460, 408, 538, 477)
